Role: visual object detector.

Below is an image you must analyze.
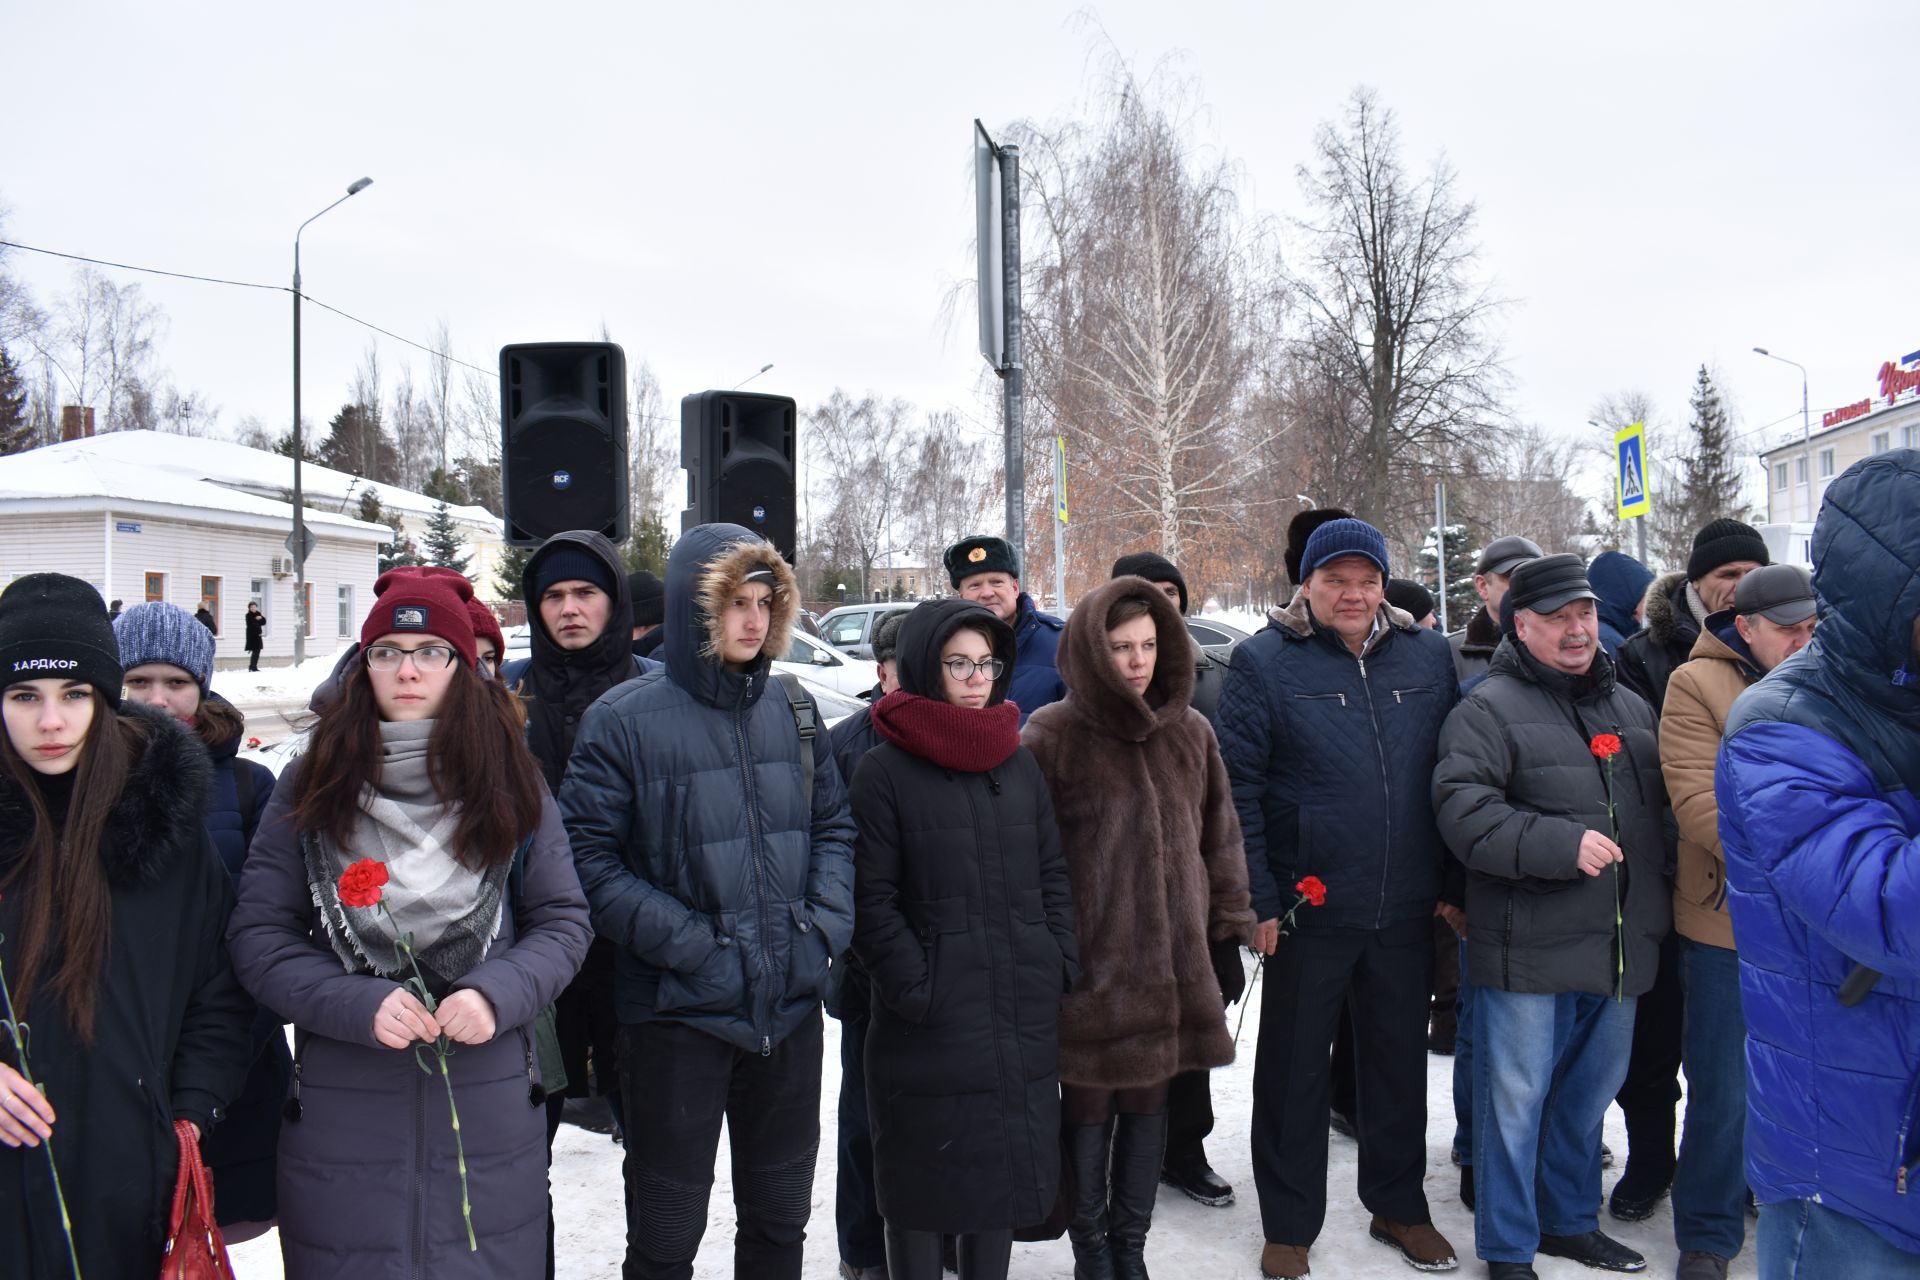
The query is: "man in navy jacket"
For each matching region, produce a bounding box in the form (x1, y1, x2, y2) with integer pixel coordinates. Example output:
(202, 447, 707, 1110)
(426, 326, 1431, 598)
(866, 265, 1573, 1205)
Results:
(1719, 449, 1920, 1278)
(943, 534, 1063, 721)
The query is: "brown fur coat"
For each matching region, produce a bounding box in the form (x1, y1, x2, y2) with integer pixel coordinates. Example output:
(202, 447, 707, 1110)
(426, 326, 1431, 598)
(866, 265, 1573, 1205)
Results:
(1022, 576, 1255, 1088)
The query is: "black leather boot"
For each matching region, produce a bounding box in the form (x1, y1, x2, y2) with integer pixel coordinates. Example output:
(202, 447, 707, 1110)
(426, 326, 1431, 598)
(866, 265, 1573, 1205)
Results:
(885, 1223, 946, 1280)
(1107, 1111, 1169, 1280)
(1067, 1119, 1117, 1280)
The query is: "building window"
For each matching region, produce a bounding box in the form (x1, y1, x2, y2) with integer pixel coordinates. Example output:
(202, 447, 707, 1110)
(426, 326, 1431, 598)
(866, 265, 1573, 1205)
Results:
(1906, 424, 1919, 449)
(1873, 432, 1891, 454)
(1775, 462, 1788, 490)
(337, 584, 354, 637)
(1796, 456, 1809, 484)
(144, 572, 165, 603)
(1819, 448, 1835, 478)
(200, 576, 222, 635)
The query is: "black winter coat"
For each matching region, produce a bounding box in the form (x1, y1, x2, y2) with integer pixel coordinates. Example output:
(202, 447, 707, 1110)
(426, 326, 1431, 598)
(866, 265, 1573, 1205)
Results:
(0, 705, 253, 1280)
(852, 599, 1079, 1233)
(1447, 605, 1500, 685)
(1614, 570, 1697, 716)
(1433, 638, 1672, 997)
(244, 608, 266, 651)
(1217, 595, 1460, 927)
(561, 522, 857, 1053)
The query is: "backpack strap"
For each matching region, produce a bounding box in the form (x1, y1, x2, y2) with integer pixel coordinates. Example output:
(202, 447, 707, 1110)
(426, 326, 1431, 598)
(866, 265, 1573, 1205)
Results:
(772, 671, 817, 802)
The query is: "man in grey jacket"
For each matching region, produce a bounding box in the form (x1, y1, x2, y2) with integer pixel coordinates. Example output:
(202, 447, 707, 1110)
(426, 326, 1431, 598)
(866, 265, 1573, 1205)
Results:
(1433, 554, 1670, 1280)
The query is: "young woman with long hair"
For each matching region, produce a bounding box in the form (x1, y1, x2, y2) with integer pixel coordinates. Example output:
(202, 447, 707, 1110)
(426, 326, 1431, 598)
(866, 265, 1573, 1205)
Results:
(0, 574, 253, 1278)
(228, 567, 591, 1278)
(1022, 576, 1256, 1280)
(851, 598, 1080, 1280)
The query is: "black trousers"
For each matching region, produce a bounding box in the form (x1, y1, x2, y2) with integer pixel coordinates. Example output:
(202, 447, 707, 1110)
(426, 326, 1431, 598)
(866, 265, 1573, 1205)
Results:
(835, 1007, 886, 1269)
(1614, 929, 1683, 1172)
(1250, 920, 1433, 1246)
(618, 1009, 824, 1280)
(1164, 1068, 1215, 1169)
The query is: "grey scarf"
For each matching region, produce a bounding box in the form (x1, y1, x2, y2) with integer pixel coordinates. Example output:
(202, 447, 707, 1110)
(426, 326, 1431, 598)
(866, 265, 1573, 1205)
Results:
(307, 719, 509, 987)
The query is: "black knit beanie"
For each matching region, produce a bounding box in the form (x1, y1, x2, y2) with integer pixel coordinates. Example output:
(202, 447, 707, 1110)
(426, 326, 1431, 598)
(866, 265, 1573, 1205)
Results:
(531, 543, 617, 601)
(1111, 551, 1188, 613)
(0, 573, 123, 706)
(1687, 518, 1770, 582)
(628, 570, 665, 628)
(1285, 507, 1354, 585)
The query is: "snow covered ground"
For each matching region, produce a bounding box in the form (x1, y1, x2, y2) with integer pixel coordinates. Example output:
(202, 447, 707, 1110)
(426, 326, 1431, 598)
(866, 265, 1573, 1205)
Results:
(228, 958, 1757, 1279)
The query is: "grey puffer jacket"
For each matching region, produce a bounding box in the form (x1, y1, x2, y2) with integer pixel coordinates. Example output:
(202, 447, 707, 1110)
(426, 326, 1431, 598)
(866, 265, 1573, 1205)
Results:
(560, 522, 857, 1053)
(228, 763, 592, 1279)
(1433, 638, 1672, 998)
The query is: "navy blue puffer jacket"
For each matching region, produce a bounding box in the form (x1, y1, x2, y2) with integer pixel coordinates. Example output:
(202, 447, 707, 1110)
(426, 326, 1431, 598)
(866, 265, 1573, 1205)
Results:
(1719, 448, 1920, 1254)
(559, 523, 857, 1054)
(1008, 593, 1065, 722)
(1217, 595, 1459, 927)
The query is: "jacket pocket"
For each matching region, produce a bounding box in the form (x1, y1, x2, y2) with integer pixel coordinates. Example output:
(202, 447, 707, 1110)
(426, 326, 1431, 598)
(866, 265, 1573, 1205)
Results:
(907, 895, 971, 1027)
(1898, 1064, 1920, 1195)
(653, 910, 747, 1016)
(782, 898, 832, 1005)
(1290, 691, 1348, 708)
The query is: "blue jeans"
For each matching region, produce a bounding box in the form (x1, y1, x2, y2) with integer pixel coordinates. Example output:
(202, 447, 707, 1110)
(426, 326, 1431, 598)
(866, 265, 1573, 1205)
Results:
(1452, 937, 1474, 1164)
(1473, 989, 1637, 1263)
(1758, 1198, 1920, 1279)
(1672, 938, 1747, 1258)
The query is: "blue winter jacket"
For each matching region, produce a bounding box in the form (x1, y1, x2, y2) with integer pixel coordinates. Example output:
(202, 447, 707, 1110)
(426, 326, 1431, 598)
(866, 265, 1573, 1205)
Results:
(1217, 595, 1460, 927)
(1589, 550, 1654, 659)
(1718, 448, 1920, 1255)
(1009, 594, 1065, 723)
(559, 523, 857, 1054)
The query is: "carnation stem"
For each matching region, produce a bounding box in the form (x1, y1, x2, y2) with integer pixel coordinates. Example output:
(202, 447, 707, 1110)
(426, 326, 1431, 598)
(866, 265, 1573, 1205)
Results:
(0, 955, 82, 1280)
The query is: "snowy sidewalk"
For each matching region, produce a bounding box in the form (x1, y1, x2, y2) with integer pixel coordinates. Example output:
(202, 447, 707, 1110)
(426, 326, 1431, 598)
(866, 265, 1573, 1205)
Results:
(231, 963, 1758, 1279)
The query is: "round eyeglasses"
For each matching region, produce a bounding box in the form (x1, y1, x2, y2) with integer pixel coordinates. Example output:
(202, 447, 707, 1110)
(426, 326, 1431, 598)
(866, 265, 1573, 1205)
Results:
(942, 656, 1006, 681)
(365, 643, 458, 672)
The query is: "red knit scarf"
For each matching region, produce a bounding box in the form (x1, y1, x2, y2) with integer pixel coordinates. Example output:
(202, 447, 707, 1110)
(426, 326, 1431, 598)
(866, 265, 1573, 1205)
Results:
(870, 689, 1021, 773)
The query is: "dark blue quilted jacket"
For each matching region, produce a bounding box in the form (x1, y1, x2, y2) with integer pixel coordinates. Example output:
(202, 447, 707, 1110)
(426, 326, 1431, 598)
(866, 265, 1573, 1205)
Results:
(1009, 594, 1065, 723)
(1719, 448, 1920, 1254)
(558, 523, 857, 1054)
(1217, 597, 1459, 927)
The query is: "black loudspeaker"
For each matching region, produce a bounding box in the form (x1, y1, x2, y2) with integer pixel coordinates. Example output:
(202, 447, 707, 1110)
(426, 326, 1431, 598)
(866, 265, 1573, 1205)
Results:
(680, 391, 797, 562)
(499, 342, 629, 547)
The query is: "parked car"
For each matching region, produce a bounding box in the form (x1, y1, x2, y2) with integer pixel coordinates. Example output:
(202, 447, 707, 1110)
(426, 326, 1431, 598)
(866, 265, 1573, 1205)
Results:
(503, 623, 533, 658)
(1186, 615, 1250, 663)
(818, 602, 915, 659)
(771, 629, 880, 699)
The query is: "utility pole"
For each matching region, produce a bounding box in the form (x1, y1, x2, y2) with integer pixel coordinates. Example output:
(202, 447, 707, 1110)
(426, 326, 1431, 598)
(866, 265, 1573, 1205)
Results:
(999, 142, 1024, 563)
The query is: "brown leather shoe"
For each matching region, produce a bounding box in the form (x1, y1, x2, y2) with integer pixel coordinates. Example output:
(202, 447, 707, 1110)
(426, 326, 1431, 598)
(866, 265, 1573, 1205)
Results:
(1260, 1242, 1311, 1279)
(1368, 1217, 1458, 1271)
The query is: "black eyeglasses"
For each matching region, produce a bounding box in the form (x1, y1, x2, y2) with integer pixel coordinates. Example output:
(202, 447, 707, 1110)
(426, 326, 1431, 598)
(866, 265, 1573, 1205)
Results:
(942, 656, 1006, 681)
(365, 644, 458, 672)
(476, 655, 498, 677)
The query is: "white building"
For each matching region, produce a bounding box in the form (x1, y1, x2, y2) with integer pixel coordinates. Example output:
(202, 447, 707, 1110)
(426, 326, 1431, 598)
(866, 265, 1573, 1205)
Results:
(0, 432, 508, 668)
(1760, 346, 1920, 525)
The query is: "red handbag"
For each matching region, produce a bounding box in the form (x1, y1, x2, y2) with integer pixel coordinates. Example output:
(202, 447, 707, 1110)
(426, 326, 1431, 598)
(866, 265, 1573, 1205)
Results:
(159, 1118, 235, 1280)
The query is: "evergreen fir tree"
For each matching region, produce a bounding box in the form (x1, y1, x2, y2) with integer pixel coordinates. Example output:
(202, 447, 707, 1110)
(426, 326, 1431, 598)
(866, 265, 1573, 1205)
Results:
(1679, 364, 1746, 536)
(423, 501, 470, 573)
(377, 505, 422, 575)
(494, 543, 533, 602)
(1417, 523, 1479, 629)
(0, 344, 32, 455)
(623, 514, 672, 576)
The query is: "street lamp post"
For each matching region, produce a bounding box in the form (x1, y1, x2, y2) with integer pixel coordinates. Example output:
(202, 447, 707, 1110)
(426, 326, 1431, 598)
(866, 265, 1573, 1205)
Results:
(733, 362, 774, 390)
(291, 177, 372, 665)
(1752, 347, 1812, 522)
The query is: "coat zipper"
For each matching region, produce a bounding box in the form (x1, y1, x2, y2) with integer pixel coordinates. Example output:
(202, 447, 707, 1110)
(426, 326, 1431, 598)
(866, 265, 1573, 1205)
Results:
(1356, 651, 1393, 930)
(970, 769, 1020, 1202)
(735, 679, 774, 1055)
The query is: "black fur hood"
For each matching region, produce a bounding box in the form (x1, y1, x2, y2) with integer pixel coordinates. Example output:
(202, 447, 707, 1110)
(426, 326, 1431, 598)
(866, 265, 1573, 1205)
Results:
(0, 700, 213, 889)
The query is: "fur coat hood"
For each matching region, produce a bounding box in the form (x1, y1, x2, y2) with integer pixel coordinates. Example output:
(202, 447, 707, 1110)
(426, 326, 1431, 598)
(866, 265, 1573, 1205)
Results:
(1640, 569, 1697, 647)
(662, 522, 798, 710)
(0, 699, 212, 889)
(1053, 576, 1194, 742)
(1266, 589, 1417, 653)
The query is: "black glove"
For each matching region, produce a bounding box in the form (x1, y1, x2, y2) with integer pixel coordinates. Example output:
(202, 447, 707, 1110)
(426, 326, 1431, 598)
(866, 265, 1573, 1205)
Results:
(1211, 939, 1248, 1006)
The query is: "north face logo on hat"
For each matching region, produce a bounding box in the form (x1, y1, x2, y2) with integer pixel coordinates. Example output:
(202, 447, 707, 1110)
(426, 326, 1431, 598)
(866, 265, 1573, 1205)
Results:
(392, 605, 428, 630)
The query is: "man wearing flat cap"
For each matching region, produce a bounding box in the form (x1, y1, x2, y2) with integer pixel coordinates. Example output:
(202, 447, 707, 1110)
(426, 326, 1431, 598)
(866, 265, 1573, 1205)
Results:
(1433, 554, 1671, 1279)
(1449, 535, 1544, 684)
(1655, 564, 1815, 1280)
(943, 534, 1064, 720)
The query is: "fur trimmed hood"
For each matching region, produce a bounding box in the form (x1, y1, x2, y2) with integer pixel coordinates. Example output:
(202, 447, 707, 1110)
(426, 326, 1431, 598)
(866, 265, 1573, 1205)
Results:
(1267, 588, 1416, 652)
(0, 699, 212, 889)
(1055, 576, 1195, 742)
(662, 522, 796, 709)
(1641, 569, 1696, 646)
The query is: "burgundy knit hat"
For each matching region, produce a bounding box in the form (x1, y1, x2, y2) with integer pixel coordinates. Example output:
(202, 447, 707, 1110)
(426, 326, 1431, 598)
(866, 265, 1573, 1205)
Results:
(360, 566, 478, 667)
(465, 597, 505, 662)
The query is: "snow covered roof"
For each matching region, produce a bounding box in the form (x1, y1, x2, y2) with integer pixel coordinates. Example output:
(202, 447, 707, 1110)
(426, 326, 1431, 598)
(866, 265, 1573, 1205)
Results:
(0, 442, 386, 540)
(27, 431, 501, 530)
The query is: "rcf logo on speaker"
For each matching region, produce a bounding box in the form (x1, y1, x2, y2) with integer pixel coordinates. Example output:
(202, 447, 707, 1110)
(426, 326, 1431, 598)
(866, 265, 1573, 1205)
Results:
(392, 606, 428, 630)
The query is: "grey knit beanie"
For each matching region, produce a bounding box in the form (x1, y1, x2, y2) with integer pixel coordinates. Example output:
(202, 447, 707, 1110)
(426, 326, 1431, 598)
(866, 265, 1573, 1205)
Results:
(113, 601, 216, 694)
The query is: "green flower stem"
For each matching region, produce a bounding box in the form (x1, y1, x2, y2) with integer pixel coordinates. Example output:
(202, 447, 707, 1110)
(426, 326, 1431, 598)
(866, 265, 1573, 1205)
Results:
(1233, 889, 1315, 1045)
(380, 904, 478, 1254)
(0, 953, 82, 1280)
(1605, 756, 1623, 1002)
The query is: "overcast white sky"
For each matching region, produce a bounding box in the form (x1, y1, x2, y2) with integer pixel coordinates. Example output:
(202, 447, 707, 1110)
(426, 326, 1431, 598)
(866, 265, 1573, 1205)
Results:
(6, 1, 1915, 493)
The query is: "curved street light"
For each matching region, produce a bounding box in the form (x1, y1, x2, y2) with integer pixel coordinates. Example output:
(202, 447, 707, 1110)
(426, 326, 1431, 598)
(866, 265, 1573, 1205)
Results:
(733, 362, 774, 390)
(1751, 347, 1812, 522)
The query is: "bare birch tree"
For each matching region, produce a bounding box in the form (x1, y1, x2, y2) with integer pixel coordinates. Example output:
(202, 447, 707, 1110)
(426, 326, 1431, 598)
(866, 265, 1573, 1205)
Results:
(808, 390, 914, 600)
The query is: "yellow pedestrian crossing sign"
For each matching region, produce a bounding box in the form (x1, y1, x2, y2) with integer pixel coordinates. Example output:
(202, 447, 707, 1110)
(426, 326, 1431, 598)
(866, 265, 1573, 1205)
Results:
(1616, 423, 1651, 520)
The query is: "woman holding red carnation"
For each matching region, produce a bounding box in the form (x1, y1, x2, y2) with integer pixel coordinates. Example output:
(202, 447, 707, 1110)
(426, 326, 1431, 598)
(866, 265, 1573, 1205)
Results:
(0, 574, 253, 1280)
(228, 567, 591, 1278)
(1023, 577, 1256, 1280)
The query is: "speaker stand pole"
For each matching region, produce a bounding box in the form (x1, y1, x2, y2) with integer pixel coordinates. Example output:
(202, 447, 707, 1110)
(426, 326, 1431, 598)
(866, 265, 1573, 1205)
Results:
(998, 142, 1024, 567)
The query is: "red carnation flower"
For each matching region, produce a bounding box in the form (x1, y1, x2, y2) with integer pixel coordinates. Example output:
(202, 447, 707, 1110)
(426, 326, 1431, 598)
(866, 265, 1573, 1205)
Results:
(337, 858, 389, 909)
(1589, 733, 1623, 760)
(1295, 875, 1328, 908)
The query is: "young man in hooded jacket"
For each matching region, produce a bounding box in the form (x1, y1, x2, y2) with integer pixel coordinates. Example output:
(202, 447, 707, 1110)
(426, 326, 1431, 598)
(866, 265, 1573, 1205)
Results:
(561, 523, 856, 1280)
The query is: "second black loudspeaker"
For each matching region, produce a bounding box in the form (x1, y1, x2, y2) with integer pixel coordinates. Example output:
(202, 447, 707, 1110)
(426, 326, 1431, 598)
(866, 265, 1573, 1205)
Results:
(681, 391, 797, 562)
